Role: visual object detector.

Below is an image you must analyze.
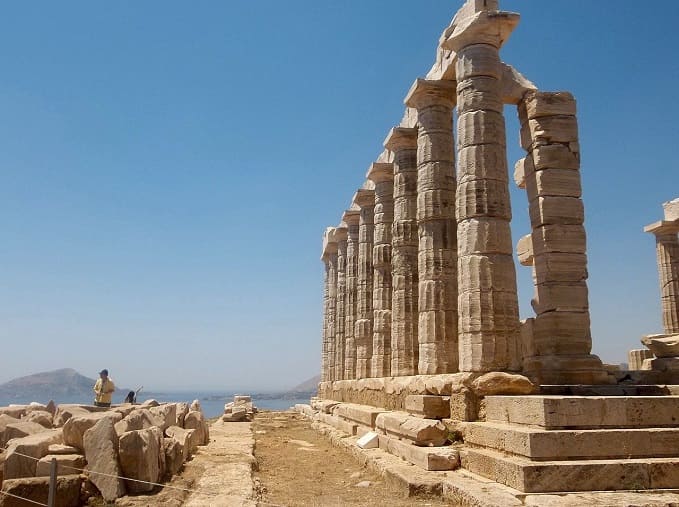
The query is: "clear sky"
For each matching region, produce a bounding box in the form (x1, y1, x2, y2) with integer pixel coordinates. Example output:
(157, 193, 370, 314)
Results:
(0, 1, 677, 391)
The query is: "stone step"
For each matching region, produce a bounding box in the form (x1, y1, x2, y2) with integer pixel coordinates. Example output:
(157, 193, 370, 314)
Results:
(375, 411, 449, 447)
(460, 447, 679, 493)
(378, 433, 459, 471)
(333, 403, 388, 427)
(538, 384, 679, 396)
(463, 421, 679, 460)
(485, 395, 679, 429)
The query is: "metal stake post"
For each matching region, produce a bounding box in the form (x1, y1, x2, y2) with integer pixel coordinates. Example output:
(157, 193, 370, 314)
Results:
(47, 457, 57, 507)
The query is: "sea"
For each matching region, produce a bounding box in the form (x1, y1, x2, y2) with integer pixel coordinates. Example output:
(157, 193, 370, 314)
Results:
(0, 391, 313, 419)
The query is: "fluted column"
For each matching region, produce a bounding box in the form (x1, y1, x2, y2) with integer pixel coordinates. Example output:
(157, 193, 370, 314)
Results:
(334, 227, 348, 380)
(354, 189, 376, 379)
(320, 228, 339, 382)
(342, 210, 361, 380)
(385, 127, 419, 376)
(368, 163, 395, 377)
(406, 78, 459, 374)
(645, 201, 679, 335)
(444, 6, 521, 372)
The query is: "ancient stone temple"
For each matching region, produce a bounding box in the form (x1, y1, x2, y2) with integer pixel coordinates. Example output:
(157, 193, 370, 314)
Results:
(310, 1, 679, 502)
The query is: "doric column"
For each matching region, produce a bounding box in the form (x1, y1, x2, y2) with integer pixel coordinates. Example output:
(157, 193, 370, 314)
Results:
(334, 227, 348, 380)
(517, 91, 605, 384)
(342, 209, 361, 380)
(444, 6, 521, 372)
(385, 127, 420, 376)
(368, 163, 395, 378)
(354, 189, 376, 379)
(406, 78, 459, 374)
(320, 228, 339, 382)
(645, 200, 679, 335)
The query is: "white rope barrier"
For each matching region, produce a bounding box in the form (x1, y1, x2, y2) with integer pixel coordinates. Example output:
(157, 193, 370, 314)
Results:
(0, 489, 49, 506)
(9, 451, 221, 497)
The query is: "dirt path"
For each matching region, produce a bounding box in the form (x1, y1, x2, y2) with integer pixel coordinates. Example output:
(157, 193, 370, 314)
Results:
(253, 411, 451, 507)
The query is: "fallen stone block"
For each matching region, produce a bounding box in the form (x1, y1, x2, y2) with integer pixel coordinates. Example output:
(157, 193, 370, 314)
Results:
(0, 474, 81, 507)
(165, 425, 193, 458)
(35, 454, 86, 477)
(642, 334, 679, 358)
(1, 421, 49, 447)
(119, 427, 164, 494)
(47, 444, 79, 455)
(149, 403, 177, 432)
(378, 434, 459, 471)
(63, 411, 122, 450)
(3, 429, 63, 480)
(357, 431, 379, 449)
(163, 437, 184, 479)
(83, 417, 126, 502)
(22, 411, 53, 429)
(375, 412, 448, 447)
(334, 403, 388, 428)
(184, 410, 209, 445)
(114, 408, 156, 436)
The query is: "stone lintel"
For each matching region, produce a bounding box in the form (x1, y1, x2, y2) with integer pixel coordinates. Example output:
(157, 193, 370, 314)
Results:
(341, 209, 360, 227)
(353, 188, 375, 208)
(321, 227, 338, 260)
(404, 78, 456, 110)
(443, 10, 520, 52)
(644, 220, 679, 235)
(366, 162, 394, 183)
(383, 127, 418, 152)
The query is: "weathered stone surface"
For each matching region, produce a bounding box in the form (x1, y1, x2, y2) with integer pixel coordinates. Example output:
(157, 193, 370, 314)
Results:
(378, 433, 459, 471)
(119, 426, 164, 493)
(23, 411, 53, 429)
(470, 372, 537, 396)
(165, 425, 194, 458)
(405, 395, 450, 419)
(83, 417, 126, 501)
(163, 436, 184, 479)
(35, 454, 85, 477)
(641, 334, 679, 358)
(53, 405, 92, 428)
(356, 431, 379, 449)
(334, 403, 388, 427)
(114, 408, 156, 436)
(375, 412, 448, 446)
(3, 429, 63, 480)
(63, 411, 122, 450)
(149, 403, 177, 432)
(523, 91, 576, 120)
(2, 421, 49, 447)
(184, 410, 209, 446)
(175, 402, 189, 428)
(0, 407, 25, 420)
(47, 444, 79, 455)
(0, 475, 81, 507)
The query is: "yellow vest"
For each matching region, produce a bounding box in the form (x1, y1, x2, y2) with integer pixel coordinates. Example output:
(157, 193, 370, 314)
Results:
(93, 378, 116, 404)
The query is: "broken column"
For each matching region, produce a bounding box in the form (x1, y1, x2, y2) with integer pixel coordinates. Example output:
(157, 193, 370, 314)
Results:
(320, 228, 339, 382)
(645, 199, 679, 335)
(354, 189, 376, 379)
(517, 90, 606, 383)
(368, 162, 395, 378)
(334, 227, 348, 380)
(343, 209, 361, 380)
(444, 6, 521, 372)
(385, 127, 420, 376)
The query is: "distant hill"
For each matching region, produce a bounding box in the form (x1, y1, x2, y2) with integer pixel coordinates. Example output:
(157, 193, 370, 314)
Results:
(289, 374, 320, 394)
(0, 368, 123, 403)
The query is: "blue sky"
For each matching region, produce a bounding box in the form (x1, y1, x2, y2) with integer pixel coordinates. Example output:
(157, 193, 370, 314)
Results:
(0, 1, 677, 391)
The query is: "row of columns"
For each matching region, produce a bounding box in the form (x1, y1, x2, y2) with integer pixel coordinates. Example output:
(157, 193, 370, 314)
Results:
(321, 0, 605, 384)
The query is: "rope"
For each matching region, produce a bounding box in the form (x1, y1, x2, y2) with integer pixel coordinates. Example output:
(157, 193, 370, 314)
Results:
(9, 451, 220, 497)
(0, 490, 48, 506)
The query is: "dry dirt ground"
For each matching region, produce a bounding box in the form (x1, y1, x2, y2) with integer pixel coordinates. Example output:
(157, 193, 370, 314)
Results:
(253, 411, 452, 507)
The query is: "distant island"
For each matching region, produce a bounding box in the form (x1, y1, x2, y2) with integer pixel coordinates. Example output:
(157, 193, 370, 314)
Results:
(200, 373, 320, 402)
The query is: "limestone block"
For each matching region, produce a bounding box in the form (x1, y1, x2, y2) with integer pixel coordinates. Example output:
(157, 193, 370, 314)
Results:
(119, 427, 164, 494)
(47, 444, 79, 455)
(175, 402, 189, 428)
(643, 357, 679, 372)
(416, 131, 455, 166)
(457, 110, 506, 149)
(513, 157, 527, 189)
(375, 412, 448, 446)
(500, 63, 537, 105)
(2, 422, 49, 447)
(532, 225, 587, 255)
(456, 76, 502, 113)
(163, 437, 184, 479)
(529, 197, 584, 228)
(470, 372, 537, 396)
(664, 198, 679, 221)
(405, 395, 450, 419)
(3, 429, 63, 480)
(318, 412, 357, 436)
(628, 349, 654, 370)
(35, 454, 85, 477)
(531, 143, 579, 170)
(456, 179, 512, 220)
(533, 252, 588, 283)
(458, 218, 513, 256)
(356, 431, 379, 449)
(184, 410, 209, 446)
(334, 403, 387, 427)
(165, 426, 193, 457)
(83, 417, 125, 501)
(641, 334, 679, 358)
(114, 408, 156, 436)
(378, 433, 459, 471)
(52, 406, 93, 428)
(0, 407, 27, 420)
(149, 403, 177, 432)
(457, 144, 508, 182)
(520, 318, 536, 359)
(455, 46, 502, 80)
(527, 168, 582, 199)
(22, 411, 53, 429)
(458, 254, 518, 293)
(533, 282, 589, 314)
(63, 411, 122, 451)
(0, 475, 81, 507)
(517, 234, 533, 266)
(523, 91, 576, 120)
(528, 116, 579, 145)
(417, 189, 455, 222)
(458, 288, 520, 333)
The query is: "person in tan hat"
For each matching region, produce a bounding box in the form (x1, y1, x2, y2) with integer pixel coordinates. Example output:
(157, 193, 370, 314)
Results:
(93, 369, 116, 407)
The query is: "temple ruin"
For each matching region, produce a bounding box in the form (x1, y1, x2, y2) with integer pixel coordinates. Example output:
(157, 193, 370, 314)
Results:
(312, 0, 679, 498)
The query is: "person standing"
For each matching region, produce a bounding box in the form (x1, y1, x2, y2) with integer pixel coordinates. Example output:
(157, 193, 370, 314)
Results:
(93, 369, 116, 407)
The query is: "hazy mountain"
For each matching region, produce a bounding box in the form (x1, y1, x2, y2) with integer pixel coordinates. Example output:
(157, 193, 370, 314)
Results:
(0, 368, 121, 403)
(289, 374, 320, 394)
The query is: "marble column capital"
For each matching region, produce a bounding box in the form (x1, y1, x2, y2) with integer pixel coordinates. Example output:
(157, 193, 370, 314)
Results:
(645, 220, 679, 237)
(405, 78, 457, 110)
(342, 209, 361, 227)
(321, 227, 338, 260)
(334, 226, 348, 243)
(353, 188, 376, 209)
(384, 127, 418, 152)
(442, 10, 519, 52)
(366, 162, 394, 184)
